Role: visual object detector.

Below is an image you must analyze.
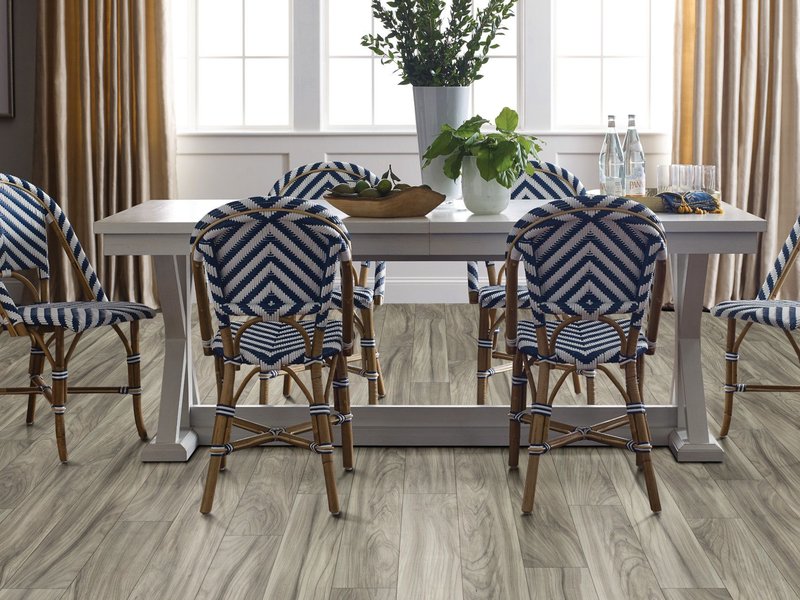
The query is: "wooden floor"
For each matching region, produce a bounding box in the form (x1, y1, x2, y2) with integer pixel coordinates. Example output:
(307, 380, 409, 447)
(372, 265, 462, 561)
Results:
(0, 305, 799, 599)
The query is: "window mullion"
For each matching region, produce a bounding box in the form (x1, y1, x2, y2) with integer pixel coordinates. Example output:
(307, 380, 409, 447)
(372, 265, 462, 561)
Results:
(293, 0, 321, 131)
(523, 0, 551, 131)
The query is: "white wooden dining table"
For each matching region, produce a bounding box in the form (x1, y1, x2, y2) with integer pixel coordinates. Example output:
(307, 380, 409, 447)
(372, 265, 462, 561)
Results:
(95, 199, 766, 463)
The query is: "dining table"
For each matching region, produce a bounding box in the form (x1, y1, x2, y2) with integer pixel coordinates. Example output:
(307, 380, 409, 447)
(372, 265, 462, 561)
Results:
(94, 198, 766, 463)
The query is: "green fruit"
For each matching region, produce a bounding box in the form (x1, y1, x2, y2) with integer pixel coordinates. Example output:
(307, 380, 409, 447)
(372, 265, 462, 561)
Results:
(358, 188, 381, 198)
(419, 184, 431, 190)
(394, 183, 411, 190)
(331, 183, 355, 195)
(376, 179, 393, 195)
(354, 180, 371, 193)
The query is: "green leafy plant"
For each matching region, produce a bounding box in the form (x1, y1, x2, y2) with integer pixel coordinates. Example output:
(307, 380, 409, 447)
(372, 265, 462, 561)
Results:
(361, 0, 517, 86)
(422, 107, 543, 188)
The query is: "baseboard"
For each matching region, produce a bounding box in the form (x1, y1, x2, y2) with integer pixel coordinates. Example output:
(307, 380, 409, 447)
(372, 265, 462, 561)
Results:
(382, 276, 467, 304)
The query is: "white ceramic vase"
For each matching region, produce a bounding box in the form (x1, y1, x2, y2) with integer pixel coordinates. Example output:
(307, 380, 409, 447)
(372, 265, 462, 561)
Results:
(461, 157, 511, 215)
(413, 86, 470, 200)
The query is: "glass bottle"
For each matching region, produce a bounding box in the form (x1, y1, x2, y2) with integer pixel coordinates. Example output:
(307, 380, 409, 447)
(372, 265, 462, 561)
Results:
(623, 114, 646, 195)
(599, 115, 624, 195)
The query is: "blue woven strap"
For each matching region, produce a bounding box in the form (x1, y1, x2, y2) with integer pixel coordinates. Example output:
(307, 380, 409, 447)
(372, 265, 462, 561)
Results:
(215, 404, 236, 418)
(210, 443, 234, 456)
(477, 338, 493, 349)
(126, 353, 141, 364)
(309, 442, 334, 454)
(51, 404, 66, 415)
(259, 370, 280, 380)
(508, 411, 527, 422)
(530, 402, 552, 417)
(626, 440, 652, 453)
(626, 403, 646, 414)
(52, 370, 68, 381)
(360, 338, 377, 348)
(30, 347, 45, 356)
(364, 371, 379, 381)
(309, 404, 331, 416)
(723, 383, 746, 392)
(119, 386, 143, 395)
(333, 412, 353, 425)
(511, 375, 527, 387)
(528, 442, 551, 455)
(333, 377, 349, 388)
(477, 368, 496, 379)
(725, 352, 739, 362)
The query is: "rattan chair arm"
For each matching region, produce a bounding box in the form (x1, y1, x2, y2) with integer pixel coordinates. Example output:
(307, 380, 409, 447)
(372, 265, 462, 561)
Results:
(644, 259, 667, 355)
(191, 259, 216, 356)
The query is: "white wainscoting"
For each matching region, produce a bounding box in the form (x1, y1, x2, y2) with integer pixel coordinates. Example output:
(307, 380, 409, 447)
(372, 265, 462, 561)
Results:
(177, 131, 670, 303)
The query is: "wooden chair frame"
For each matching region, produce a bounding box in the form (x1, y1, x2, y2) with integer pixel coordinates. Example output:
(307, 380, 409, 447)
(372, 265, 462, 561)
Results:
(504, 206, 667, 514)
(191, 206, 355, 516)
(0, 181, 148, 462)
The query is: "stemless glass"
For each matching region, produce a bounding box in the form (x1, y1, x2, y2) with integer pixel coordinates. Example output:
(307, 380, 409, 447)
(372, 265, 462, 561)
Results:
(693, 165, 703, 192)
(679, 164, 693, 192)
(657, 165, 671, 193)
(702, 165, 717, 193)
(670, 164, 681, 192)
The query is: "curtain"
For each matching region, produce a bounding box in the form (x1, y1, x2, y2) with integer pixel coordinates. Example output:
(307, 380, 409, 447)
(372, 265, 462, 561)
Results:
(674, 0, 800, 306)
(33, 0, 175, 306)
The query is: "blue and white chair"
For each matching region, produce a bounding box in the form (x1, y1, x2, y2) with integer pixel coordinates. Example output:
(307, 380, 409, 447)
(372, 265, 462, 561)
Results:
(0, 174, 155, 462)
(712, 216, 800, 437)
(504, 195, 667, 514)
(472, 160, 588, 405)
(270, 162, 386, 404)
(191, 196, 355, 515)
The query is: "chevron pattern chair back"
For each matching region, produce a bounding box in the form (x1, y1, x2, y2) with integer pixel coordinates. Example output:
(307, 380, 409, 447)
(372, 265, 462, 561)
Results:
(270, 162, 387, 300)
(757, 215, 800, 300)
(467, 161, 587, 298)
(508, 195, 666, 329)
(190, 196, 351, 330)
(0, 174, 108, 332)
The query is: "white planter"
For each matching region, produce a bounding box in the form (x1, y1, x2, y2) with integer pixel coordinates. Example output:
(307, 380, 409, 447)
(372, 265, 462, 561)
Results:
(461, 157, 511, 215)
(413, 86, 470, 200)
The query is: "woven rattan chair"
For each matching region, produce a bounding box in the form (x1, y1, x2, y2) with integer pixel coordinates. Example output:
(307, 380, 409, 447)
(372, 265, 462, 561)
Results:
(191, 196, 355, 515)
(0, 174, 155, 462)
(472, 160, 589, 404)
(712, 216, 800, 437)
(505, 195, 667, 514)
(269, 162, 385, 404)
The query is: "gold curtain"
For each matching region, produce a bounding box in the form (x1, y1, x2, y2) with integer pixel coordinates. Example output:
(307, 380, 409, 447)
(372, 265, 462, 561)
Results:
(33, 0, 175, 306)
(674, 0, 800, 306)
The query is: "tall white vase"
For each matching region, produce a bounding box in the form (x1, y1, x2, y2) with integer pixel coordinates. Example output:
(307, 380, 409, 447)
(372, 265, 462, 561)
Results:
(413, 86, 470, 200)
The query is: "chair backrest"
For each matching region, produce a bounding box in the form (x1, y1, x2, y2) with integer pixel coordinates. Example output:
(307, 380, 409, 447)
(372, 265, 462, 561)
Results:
(190, 196, 351, 330)
(511, 160, 587, 199)
(507, 195, 666, 329)
(758, 216, 800, 300)
(269, 161, 379, 198)
(467, 161, 587, 300)
(0, 174, 107, 332)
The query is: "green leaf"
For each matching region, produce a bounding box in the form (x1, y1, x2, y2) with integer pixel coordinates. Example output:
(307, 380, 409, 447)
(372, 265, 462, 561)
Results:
(443, 150, 465, 180)
(495, 107, 519, 132)
(422, 130, 457, 162)
(475, 147, 496, 181)
(492, 140, 517, 174)
(455, 115, 489, 138)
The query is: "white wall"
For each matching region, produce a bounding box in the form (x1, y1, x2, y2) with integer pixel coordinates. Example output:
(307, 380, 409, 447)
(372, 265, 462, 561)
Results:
(177, 131, 671, 303)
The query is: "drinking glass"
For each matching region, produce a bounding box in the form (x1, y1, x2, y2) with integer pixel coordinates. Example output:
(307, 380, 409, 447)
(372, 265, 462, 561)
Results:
(679, 164, 693, 193)
(669, 164, 681, 192)
(693, 165, 703, 192)
(702, 165, 717, 193)
(657, 165, 670, 193)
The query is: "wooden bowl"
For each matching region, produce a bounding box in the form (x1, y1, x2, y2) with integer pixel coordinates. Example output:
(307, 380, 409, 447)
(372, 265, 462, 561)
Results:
(324, 186, 446, 218)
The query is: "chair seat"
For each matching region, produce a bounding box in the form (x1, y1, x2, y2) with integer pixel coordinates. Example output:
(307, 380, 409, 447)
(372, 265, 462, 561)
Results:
(211, 319, 343, 370)
(478, 285, 532, 309)
(711, 299, 800, 330)
(332, 286, 373, 310)
(19, 301, 156, 332)
(517, 318, 648, 370)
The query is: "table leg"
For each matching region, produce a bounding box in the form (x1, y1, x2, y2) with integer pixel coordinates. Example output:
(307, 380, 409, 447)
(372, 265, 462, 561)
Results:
(668, 253, 724, 461)
(140, 255, 199, 462)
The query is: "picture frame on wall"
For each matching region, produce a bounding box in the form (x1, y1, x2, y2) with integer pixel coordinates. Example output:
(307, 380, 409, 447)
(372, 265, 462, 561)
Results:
(0, 0, 13, 118)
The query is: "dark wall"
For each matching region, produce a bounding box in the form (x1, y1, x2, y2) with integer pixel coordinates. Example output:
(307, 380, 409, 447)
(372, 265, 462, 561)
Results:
(0, 0, 36, 179)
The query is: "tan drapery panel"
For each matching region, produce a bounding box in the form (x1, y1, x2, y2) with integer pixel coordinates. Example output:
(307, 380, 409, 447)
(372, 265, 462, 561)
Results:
(33, 0, 175, 306)
(674, 0, 800, 306)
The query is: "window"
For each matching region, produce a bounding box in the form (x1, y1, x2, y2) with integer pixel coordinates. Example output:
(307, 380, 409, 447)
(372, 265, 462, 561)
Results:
(172, 0, 674, 133)
(172, 0, 291, 130)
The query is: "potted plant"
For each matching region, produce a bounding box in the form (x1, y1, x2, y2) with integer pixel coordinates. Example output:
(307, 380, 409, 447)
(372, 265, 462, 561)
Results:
(422, 107, 543, 214)
(362, 0, 517, 200)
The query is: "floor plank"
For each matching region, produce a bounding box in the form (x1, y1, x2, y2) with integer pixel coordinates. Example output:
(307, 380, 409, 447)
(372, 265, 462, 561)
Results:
(195, 536, 279, 600)
(404, 448, 455, 494)
(330, 589, 396, 600)
(552, 448, 620, 506)
(525, 568, 598, 600)
(333, 448, 404, 589)
(397, 494, 463, 600)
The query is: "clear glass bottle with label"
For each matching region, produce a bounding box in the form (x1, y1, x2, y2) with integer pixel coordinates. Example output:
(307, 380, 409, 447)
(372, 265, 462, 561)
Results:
(599, 115, 624, 195)
(622, 114, 646, 195)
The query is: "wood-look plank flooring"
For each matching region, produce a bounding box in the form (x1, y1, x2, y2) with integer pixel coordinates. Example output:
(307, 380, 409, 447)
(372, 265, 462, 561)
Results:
(0, 305, 799, 599)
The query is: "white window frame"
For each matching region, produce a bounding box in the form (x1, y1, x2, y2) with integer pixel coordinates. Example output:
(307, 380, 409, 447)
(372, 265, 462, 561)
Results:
(175, 0, 670, 134)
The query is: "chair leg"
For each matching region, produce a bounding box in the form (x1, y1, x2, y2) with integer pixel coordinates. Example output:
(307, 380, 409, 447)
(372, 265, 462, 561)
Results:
(624, 362, 661, 513)
(333, 354, 354, 471)
(282, 372, 293, 397)
(52, 329, 68, 463)
(636, 355, 645, 403)
(213, 356, 224, 400)
(376, 351, 386, 398)
(585, 370, 596, 405)
(26, 345, 45, 425)
(310, 363, 340, 515)
(259, 374, 269, 405)
(477, 307, 492, 405)
(128, 321, 149, 441)
(571, 371, 582, 395)
(360, 307, 380, 405)
(200, 361, 237, 515)
(720, 318, 737, 438)
(522, 363, 552, 514)
(508, 352, 526, 469)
